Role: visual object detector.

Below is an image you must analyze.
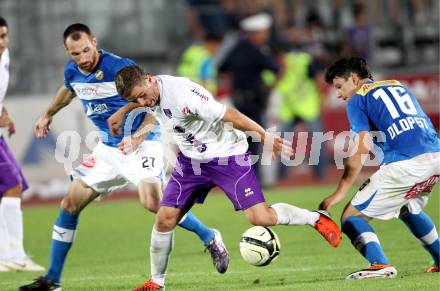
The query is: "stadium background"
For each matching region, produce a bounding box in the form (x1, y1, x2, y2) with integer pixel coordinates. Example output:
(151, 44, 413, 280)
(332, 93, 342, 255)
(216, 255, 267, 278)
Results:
(0, 1, 439, 290)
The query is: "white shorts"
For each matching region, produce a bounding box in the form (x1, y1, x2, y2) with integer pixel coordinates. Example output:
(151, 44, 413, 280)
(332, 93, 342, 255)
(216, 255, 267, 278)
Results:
(71, 140, 164, 195)
(351, 152, 440, 220)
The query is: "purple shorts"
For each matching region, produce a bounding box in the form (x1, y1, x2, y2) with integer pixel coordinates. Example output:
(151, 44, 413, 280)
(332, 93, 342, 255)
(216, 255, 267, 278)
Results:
(161, 152, 265, 211)
(0, 136, 28, 196)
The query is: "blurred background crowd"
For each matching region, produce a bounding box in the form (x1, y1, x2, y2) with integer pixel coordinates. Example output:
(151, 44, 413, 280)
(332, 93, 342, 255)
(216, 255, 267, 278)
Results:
(0, 0, 438, 196)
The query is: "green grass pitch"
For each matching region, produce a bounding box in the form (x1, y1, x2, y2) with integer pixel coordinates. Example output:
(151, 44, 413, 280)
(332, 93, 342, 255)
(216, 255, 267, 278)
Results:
(1, 185, 439, 290)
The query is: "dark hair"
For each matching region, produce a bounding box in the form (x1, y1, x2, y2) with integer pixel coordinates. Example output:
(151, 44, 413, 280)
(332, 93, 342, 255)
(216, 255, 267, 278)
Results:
(0, 17, 8, 28)
(324, 57, 372, 84)
(63, 23, 91, 43)
(115, 65, 146, 98)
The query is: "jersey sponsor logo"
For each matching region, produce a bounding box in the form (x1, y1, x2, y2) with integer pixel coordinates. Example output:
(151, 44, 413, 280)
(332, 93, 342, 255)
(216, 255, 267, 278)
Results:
(95, 70, 104, 80)
(76, 86, 98, 97)
(86, 103, 110, 116)
(190, 88, 209, 101)
(163, 108, 172, 118)
(81, 155, 96, 168)
(404, 174, 440, 200)
(71, 82, 118, 100)
(357, 80, 401, 96)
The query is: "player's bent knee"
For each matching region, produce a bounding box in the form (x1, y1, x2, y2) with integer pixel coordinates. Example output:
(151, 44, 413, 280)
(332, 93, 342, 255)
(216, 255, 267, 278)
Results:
(245, 211, 273, 226)
(155, 207, 180, 232)
(61, 196, 81, 213)
(245, 203, 276, 226)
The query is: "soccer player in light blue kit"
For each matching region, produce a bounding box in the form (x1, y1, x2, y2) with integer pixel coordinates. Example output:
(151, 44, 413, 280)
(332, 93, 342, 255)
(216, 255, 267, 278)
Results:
(320, 57, 440, 279)
(19, 23, 227, 291)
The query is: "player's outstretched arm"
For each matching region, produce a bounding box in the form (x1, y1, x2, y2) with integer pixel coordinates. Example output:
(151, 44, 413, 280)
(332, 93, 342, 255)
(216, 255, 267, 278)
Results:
(221, 107, 292, 158)
(319, 131, 372, 212)
(34, 85, 76, 139)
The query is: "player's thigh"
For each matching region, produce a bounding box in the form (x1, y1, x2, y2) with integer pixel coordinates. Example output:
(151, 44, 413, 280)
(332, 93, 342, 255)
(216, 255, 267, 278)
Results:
(61, 179, 99, 213)
(341, 202, 371, 222)
(351, 155, 439, 220)
(210, 153, 266, 211)
(71, 142, 129, 196)
(121, 140, 165, 187)
(160, 153, 215, 212)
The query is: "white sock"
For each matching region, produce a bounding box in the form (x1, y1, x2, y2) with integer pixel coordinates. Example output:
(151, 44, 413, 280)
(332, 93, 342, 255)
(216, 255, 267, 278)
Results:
(150, 227, 174, 287)
(0, 203, 11, 260)
(1, 197, 26, 260)
(271, 203, 319, 226)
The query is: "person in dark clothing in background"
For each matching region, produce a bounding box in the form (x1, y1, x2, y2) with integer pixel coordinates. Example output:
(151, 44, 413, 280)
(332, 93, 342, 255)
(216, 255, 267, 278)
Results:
(219, 13, 279, 177)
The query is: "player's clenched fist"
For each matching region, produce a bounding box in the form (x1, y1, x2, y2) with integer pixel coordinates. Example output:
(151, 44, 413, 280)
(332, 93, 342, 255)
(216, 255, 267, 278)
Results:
(107, 109, 124, 136)
(34, 114, 52, 139)
(118, 135, 143, 155)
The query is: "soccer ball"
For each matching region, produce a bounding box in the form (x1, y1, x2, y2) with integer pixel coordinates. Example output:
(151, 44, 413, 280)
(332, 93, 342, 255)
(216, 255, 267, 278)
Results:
(239, 226, 281, 266)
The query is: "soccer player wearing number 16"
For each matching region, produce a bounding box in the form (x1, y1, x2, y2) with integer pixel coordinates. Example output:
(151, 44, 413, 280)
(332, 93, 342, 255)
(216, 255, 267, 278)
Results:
(319, 57, 440, 280)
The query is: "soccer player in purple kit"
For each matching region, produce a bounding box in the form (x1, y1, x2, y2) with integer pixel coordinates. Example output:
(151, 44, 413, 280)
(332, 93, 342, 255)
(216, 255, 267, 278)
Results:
(0, 16, 45, 273)
(319, 57, 440, 279)
(113, 65, 342, 290)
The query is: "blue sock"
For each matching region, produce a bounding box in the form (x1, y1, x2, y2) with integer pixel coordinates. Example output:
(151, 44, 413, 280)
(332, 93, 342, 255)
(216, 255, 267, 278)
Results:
(177, 211, 214, 245)
(342, 216, 390, 264)
(45, 209, 79, 283)
(400, 211, 439, 266)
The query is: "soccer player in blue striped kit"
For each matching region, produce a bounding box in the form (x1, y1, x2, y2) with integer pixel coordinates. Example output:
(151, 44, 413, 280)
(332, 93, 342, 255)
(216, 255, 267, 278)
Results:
(320, 57, 440, 279)
(19, 23, 227, 291)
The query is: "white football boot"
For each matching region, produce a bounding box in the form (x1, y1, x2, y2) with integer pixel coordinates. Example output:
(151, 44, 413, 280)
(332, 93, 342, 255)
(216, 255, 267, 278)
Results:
(346, 264, 397, 280)
(2, 256, 45, 271)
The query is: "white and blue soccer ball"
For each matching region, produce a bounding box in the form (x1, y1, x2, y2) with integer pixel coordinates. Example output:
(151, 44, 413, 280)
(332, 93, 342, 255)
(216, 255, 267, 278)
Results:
(239, 226, 281, 266)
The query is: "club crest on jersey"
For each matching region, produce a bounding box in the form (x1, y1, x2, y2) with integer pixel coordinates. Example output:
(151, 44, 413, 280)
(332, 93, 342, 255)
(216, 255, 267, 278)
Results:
(163, 109, 172, 118)
(95, 70, 104, 80)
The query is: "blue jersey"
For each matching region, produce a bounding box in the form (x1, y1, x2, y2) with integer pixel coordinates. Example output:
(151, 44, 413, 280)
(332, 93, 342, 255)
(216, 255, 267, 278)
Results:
(347, 80, 440, 164)
(64, 50, 159, 147)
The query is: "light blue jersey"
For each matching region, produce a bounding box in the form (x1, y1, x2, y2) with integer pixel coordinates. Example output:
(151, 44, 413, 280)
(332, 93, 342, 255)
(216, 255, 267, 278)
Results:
(346, 80, 440, 164)
(64, 50, 159, 147)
